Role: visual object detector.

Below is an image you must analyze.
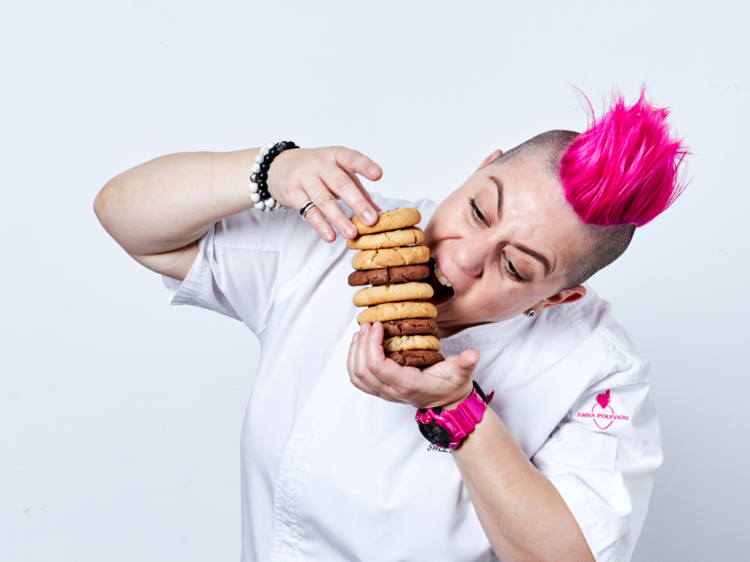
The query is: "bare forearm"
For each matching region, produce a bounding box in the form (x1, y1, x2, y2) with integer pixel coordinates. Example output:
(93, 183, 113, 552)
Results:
(454, 409, 594, 562)
(94, 149, 257, 256)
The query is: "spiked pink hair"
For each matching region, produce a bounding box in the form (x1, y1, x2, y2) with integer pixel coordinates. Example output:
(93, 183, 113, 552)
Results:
(559, 91, 689, 227)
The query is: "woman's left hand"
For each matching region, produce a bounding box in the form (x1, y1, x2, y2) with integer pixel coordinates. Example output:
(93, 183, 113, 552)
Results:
(347, 322, 480, 410)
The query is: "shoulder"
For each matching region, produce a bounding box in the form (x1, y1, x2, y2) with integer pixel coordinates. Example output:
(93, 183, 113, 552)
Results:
(544, 285, 647, 385)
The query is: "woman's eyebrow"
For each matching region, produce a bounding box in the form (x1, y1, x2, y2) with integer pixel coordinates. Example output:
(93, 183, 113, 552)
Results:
(516, 244, 551, 275)
(488, 174, 551, 275)
(489, 175, 503, 219)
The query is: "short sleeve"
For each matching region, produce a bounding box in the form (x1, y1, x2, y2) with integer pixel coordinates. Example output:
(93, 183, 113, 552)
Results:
(162, 208, 289, 335)
(531, 361, 663, 562)
(160, 192, 433, 337)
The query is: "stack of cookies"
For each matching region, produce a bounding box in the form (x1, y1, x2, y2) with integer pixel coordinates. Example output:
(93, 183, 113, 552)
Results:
(348, 208, 445, 368)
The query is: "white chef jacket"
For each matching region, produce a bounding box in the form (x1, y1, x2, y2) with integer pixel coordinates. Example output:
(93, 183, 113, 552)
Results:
(162, 193, 662, 562)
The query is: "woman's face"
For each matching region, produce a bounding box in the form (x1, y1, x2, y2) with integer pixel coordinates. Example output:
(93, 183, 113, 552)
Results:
(424, 152, 591, 336)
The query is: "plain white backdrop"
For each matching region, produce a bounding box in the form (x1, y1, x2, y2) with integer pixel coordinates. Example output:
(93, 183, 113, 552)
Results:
(2, 1, 748, 560)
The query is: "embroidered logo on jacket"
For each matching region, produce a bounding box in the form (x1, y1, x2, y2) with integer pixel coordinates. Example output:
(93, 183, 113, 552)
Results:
(576, 390, 629, 430)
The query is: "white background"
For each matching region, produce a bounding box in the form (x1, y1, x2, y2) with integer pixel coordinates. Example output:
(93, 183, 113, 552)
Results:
(2, 1, 748, 560)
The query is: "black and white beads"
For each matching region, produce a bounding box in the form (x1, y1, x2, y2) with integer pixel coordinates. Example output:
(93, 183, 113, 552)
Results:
(249, 140, 299, 211)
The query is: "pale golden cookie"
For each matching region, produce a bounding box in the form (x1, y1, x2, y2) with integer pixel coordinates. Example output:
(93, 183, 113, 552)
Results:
(383, 335, 441, 353)
(356, 301, 438, 324)
(351, 246, 430, 270)
(351, 208, 421, 235)
(352, 282, 434, 307)
(346, 227, 424, 250)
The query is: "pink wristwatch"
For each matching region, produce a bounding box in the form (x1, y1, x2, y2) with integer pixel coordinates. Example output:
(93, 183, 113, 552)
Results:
(415, 381, 495, 449)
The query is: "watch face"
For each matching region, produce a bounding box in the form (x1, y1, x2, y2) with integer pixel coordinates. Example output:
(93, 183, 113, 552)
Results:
(419, 421, 451, 448)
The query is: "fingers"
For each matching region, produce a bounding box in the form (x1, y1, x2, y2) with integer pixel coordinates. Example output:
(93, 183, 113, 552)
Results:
(348, 325, 482, 409)
(300, 199, 337, 242)
(350, 323, 400, 403)
(334, 147, 383, 182)
(362, 321, 386, 376)
(347, 331, 358, 375)
(360, 322, 420, 403)
(302, 170, 381, 240)
(275, 147, 382, 244)
(350, 174, 382, 213)
(297, 176, 354, 241)
(319, 165, 379, 233)
(353, 323, 384, 390)
(348, 331, 380, 398)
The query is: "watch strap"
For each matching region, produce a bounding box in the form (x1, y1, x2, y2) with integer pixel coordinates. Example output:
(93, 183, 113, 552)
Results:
(416, 381, 495, 449)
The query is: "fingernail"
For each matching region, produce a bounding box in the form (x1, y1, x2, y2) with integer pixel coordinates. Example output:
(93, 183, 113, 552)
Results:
(345, 225, 357, 238)
(324, 231, 335, 242)
(352, 333, 359, 343)
(363, 210, 376, 224)
(368, 166, 380, 177)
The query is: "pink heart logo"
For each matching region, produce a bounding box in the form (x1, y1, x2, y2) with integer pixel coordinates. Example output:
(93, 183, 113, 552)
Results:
(592, 403, 614, 430)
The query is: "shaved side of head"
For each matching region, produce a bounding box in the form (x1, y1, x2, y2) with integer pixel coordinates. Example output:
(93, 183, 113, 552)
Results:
(487, 130, 637, 289)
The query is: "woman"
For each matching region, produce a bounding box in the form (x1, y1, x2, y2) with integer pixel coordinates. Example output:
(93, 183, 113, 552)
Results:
(94, 92, 687, 561)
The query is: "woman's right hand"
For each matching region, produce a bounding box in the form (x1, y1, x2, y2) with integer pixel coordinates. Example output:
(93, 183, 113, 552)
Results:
(266, 146, 383, 241)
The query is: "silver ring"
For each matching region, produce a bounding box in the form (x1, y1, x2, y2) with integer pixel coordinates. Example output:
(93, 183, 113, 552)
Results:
(299, 201, 316, 220)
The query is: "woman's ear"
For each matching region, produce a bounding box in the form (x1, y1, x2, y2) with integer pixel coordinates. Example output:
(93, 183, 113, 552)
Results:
(542, 285, 587, 309)
(478, 149, 503, 170)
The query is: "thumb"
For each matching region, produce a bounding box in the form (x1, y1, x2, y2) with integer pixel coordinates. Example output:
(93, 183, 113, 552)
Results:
(456, 349, 480, 374)
(432, 349, 481, 410)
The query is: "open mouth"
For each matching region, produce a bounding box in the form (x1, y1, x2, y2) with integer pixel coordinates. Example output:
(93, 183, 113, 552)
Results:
(426, 258, 455, 306)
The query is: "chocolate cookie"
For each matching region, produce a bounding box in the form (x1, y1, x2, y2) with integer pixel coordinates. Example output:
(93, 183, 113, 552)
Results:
(386, 350, 445, 367)
(348, 264, 430, 287)
(382, 319, 438, 337)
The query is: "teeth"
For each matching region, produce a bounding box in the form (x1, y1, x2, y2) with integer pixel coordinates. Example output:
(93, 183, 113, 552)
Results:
(434, 264, 452, 288)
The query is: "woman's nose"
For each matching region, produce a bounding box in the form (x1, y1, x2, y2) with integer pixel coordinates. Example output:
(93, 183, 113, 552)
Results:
(454, 239, 485, 276)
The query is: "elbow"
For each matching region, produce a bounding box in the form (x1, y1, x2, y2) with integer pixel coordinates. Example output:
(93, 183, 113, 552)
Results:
(93, 176, 122, 232)
(93, 187, 107, 223)
(93, 177, 131, 254)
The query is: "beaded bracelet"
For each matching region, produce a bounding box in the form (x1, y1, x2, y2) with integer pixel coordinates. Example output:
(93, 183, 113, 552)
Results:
(249, 140, 299, 212)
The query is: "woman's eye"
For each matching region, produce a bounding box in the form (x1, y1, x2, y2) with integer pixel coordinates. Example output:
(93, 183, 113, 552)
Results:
(505, 255, 525, 282)
(469, 198, 486, 223)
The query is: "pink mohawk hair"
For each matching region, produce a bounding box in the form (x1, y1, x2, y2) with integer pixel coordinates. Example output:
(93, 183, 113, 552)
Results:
(559, 90, 689, 227)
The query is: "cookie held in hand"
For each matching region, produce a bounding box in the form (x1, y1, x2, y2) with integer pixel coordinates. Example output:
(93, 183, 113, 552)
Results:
(382, 319, 439, 337)
(386, 350, 445, 367)
(383, 334, 441, 353)
(351, 208, 421, 235)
